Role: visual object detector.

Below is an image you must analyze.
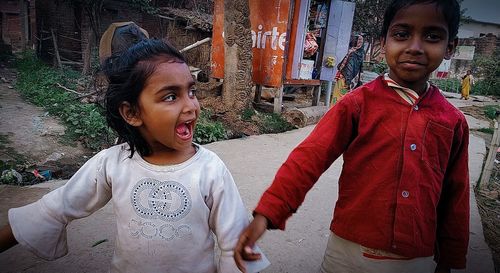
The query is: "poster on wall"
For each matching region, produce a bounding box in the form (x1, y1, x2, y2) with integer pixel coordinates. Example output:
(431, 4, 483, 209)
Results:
(210, 0, 290, 87)
(435, 59, 451, 78)
(453, 46, 475, 60)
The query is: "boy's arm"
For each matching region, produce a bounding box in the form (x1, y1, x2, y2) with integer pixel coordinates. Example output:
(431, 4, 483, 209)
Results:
(0, 224, 18, 252)
(254, 94, 359, 229)
(435, 118, 470, 270)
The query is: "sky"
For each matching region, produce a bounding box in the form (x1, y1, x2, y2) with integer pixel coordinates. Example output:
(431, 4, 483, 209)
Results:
(461, 0, 500, 25)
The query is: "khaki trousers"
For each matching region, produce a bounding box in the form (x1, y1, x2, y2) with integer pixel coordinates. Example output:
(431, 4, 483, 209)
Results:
(320, 233, 436, 273)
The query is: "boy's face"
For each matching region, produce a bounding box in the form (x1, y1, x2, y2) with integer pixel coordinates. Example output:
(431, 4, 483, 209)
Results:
(381, 3, 456, 93)
(129, 61, 200, 160)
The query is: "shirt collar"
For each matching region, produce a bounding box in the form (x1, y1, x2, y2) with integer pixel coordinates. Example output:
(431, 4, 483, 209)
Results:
(383, 73, 430, 105)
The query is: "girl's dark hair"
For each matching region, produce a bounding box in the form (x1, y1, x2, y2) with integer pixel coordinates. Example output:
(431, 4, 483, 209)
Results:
(103, 39, 186, 157)
(381, 0, 460, 41)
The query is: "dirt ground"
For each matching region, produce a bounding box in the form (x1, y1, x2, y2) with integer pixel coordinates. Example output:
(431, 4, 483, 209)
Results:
(0, 64, 92, 182)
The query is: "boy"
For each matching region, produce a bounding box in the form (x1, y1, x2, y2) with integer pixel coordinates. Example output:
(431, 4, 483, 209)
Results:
(235, 0, 468, 273)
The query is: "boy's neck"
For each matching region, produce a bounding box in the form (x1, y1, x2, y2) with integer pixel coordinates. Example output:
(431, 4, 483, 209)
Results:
(387, 73, 429, 95)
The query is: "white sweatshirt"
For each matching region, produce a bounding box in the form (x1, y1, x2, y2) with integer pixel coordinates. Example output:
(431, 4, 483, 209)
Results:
(9, 143, 268, 273)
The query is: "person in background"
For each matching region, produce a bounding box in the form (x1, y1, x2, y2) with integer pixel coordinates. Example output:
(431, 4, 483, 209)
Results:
(235, 0, 469, 273)
(460, 69, 474, 100)
(330, 34, 365, 105)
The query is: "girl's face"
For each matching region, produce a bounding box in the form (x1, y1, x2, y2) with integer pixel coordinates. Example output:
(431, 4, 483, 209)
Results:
(125, 61, 200, 164)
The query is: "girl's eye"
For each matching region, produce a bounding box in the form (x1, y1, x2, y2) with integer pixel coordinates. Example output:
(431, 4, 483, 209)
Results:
(163, 94, 176, 102)
(189, 88, 197, 98)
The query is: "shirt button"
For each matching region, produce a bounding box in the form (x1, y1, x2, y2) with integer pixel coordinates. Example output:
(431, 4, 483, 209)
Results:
(413, 105, 419, 111)
(402, 191, 410, 198)
(410, 144, 417, 151)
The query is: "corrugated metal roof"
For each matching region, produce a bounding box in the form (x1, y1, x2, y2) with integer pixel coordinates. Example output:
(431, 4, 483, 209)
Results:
(462, 0, 500, 25)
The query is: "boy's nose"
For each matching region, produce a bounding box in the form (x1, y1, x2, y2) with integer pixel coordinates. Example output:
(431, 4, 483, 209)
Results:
(405, 37, 424, 54)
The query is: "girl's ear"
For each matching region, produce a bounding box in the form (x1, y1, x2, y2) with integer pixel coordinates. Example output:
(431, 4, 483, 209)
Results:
(380, 37, 386, 54)
(119, 102, 143, 127)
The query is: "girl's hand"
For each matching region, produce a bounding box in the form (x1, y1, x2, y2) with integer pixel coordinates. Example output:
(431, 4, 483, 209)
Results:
(234, 214, 268, 273)
(0, 224, 18, 252)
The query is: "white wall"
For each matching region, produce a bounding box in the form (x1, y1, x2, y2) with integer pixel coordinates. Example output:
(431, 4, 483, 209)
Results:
(458, 22, 500, 38)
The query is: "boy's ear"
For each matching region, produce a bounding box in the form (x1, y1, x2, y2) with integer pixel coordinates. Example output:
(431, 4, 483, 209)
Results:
(444, 38, 458, 60)
(119, 102, 143, 127)
(380, 37, 386, 54)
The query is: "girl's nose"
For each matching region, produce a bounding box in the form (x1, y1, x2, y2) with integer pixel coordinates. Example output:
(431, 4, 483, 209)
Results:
(182, 94, 199, 113)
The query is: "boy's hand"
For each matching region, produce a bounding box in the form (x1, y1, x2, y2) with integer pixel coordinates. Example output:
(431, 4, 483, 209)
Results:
(234, 214, 268, 273)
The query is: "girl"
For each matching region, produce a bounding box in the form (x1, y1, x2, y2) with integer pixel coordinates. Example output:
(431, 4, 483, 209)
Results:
(0, 39, 268, 273)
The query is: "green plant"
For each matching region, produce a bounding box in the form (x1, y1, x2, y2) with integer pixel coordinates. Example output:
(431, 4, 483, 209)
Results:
(194, 111, 228, 144)
(431, 78, 461, 93)
(472, 50, 500, 96)
(372, 61, 388, 75)
(241, 107, 255, 121)
(483, 105, 500, 120)
(260, 113, 295, 134)
(477, 127, 494, 134)
(15, 52, 115, 150)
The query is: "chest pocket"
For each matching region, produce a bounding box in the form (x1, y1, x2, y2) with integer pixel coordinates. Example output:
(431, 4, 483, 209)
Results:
(422, 120, 454, 174)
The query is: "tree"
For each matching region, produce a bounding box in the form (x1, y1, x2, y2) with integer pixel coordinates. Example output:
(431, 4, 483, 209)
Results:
(222, 0, 253, 113)
(352, 0, 391, 62)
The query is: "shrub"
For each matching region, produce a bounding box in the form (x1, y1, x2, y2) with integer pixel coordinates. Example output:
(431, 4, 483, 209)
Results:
(483, 105, 500, 120)
(472, 50, 500, 97)
(260, 113, 296, 134)
(15, 52, 115, 150)
(194, 111, 228, 144)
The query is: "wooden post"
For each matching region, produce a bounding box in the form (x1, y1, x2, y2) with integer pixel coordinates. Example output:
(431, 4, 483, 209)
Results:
(51, 29, 62, 69)
(273, 86, 283, 113)
(312, 84, 322, 106)
(478, 121, 500, 189)
(254, 84, 262, 103)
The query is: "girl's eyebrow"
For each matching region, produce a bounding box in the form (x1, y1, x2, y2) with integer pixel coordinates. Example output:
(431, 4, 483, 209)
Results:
(154, 80, 196, 95)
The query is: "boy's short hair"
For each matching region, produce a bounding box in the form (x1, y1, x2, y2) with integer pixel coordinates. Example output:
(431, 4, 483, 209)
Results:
(381, 0, 461, 41)
(103, 39, 186, 157)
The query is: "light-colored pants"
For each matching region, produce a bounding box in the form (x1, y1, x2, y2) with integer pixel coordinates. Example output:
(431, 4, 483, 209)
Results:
(320, 233, 436, 273)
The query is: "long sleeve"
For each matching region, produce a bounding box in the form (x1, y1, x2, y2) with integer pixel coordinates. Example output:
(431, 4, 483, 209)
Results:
(208, 167, 269, 273)
(255, 93, 359, 229)
(8, 151, 112, 260)
(435, 117, 470, 269)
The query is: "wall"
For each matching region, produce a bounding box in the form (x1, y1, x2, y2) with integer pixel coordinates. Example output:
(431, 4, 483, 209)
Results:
(34, 0, 212, 73)
(447, 34, 499, 78)
(458, 21, 500, 38)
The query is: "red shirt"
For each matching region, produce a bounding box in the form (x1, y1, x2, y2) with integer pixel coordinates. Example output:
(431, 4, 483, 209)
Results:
(254, 76, 470, 269)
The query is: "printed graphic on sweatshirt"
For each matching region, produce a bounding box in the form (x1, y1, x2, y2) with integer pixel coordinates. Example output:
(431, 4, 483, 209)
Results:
(131, 178, 192, 222)
(129, 219, 192, 241)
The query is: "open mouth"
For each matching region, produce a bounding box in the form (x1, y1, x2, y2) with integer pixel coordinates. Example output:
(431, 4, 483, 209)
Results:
(175, 120, 194, 141)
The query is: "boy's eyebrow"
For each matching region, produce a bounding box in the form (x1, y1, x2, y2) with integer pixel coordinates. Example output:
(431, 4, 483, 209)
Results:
(390, 23, 448, 34)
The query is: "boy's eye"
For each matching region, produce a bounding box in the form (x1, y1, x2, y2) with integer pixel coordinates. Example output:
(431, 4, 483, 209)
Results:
(163, 94, 177, 102)
(425, 33, 443, 42)
(392, 31, 409, 40)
